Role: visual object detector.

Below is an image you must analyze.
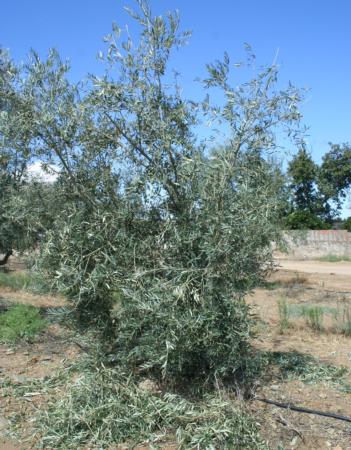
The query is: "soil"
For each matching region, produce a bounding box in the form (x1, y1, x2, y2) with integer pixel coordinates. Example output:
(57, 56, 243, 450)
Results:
(278, 259, 351, 277)
(0, 259, 351, 449)
(247, 262, 351, 450)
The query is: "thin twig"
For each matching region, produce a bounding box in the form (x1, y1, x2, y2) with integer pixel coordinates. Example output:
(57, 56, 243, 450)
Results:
(276, 413, 304, 443)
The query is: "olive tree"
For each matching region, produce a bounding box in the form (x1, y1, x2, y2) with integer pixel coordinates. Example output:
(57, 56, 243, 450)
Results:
(0, 49, 36, 262)
(0, 49, 64, 266)
(26, 1, 303, 383)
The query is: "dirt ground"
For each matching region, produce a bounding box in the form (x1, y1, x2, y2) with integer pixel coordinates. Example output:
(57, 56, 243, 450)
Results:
(248, 262, 351, 450)
(0, 260, 350, 449)
(278, 259, 351, 277)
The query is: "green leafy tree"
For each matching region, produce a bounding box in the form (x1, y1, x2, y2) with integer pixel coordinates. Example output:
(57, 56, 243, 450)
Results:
(1, 2, 303, 387)
(30, 1, 304, 385)
(285, 147, 332, 228)
(0, 49, 34, 261)
(319, 142, 351, 207)
(287, 148, 319, 211)
(0, 49, 63, 264)
(285, 143, 351, 229)
(284, 210, 329, 230)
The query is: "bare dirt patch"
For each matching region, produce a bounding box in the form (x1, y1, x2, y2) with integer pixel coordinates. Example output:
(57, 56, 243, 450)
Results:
(0, 283, 79, 449)
(248, 263, 351, 449)
(0, 324, 80, 381)
(278, 259, 351, 278)
(253, 380, 351, 450)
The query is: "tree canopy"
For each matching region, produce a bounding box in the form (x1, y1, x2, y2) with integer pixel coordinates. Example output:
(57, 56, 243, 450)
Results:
(0, 0, 305, 385)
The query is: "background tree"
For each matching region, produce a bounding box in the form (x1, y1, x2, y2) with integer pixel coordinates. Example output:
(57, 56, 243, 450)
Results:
(319, 142, 351, 208)
(285, 147, 332, 228)
(287, 148, 319, 210)
(0, 49, 64, 265)
(284, 143, 351, 229)
(0, 49, 35, 261)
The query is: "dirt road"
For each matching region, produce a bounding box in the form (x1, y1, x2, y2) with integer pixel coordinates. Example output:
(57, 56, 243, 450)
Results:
(277, 259, 351, 276)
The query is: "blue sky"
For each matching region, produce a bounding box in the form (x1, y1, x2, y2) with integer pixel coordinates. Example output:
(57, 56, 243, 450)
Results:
(1, 0, 351, 213)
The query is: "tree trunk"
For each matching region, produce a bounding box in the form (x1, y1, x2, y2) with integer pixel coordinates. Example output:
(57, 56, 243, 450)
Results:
(0, 250, 13, 266)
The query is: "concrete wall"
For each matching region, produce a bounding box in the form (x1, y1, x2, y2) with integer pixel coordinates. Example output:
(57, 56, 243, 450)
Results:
(276, 230, 351, 260)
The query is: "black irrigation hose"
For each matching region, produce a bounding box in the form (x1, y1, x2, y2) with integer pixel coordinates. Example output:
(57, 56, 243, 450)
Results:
(254, 397, 351, 423)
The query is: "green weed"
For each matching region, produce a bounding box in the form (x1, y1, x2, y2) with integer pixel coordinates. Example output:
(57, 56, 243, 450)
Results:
(261, 280, 282, 290)
(300, 305, 324, 331)
(333, 302, 351, 336)
(0, 271, 49, 294)
(276, 298, 351, 335)
(262, 275, 308, 291)
(0, 304, 47, 343)
(286, 301, 351, 335)
(277, 298, 291, 333)
(318, 255, 351, 263)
